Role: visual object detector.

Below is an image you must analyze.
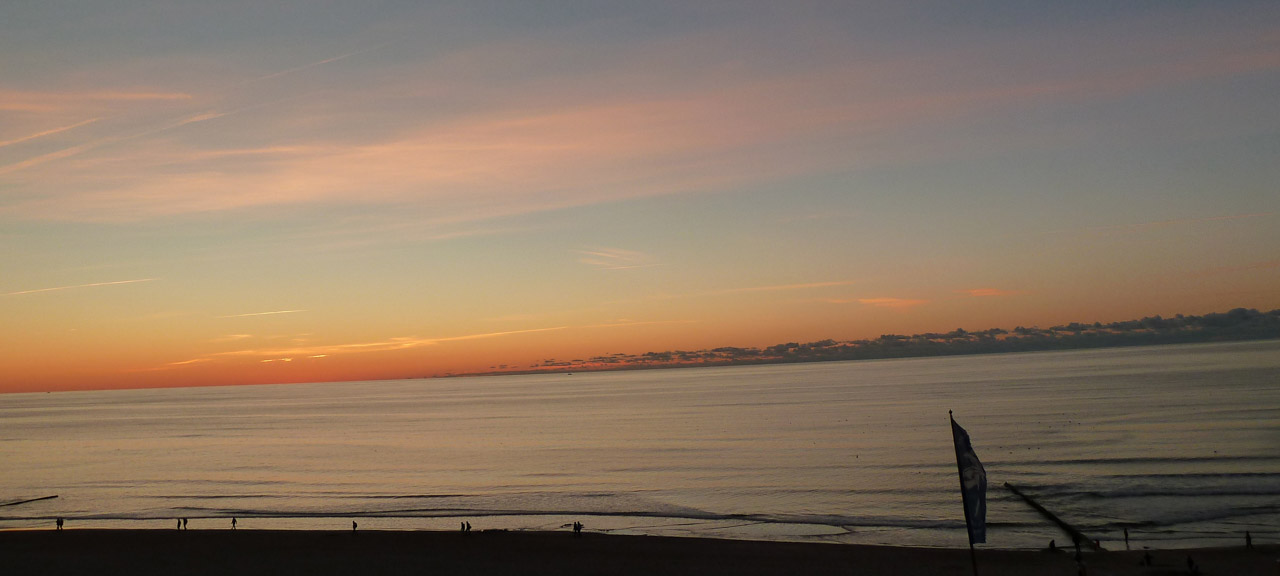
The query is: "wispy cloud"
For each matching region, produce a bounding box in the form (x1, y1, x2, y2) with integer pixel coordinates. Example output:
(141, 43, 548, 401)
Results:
(217, 310, 308, 319)
(0, 141, 101, 176)
(158, 326, 571, 370)
(0, 92, 299, 178)
(1187, 259, 1280, 279)
(714, 281, 856, 295)
(209, 334, 254, 342)
(1056, 212, 1277, 237)
(580, 319, 697, 329)
(575, 247, 657, 270)
(857, 297, 929, 309)
(0, 90, 192, 113)
(155, 319, 690, 373)
(0, 109, 233, 176)
(957, 288, 1023, 298)
(1, 278, 157, 297)
(624, 280, 857, 305)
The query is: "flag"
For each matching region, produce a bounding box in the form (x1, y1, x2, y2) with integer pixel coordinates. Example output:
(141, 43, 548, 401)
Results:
(951, 415, 987, 544)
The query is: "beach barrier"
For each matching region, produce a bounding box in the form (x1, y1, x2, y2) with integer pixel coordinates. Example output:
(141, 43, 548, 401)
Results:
(1004, 483, 1100, 551)
(0, 495, 58, 507)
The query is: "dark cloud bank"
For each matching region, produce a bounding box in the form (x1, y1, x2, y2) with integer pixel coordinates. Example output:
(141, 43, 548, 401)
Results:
(478, 308, 1280, 376)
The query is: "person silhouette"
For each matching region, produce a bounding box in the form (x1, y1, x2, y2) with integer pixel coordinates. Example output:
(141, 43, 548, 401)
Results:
(177, 519, 182, 530)
(353, 521, 358, 533)
(183, 518, 188, 530)
(55, 517, 63, 531)
(461, 521, 466, 533)
(1245, 530, 1252, 549)
(465, 521, 471, 532)
(231, 517, 237, 530)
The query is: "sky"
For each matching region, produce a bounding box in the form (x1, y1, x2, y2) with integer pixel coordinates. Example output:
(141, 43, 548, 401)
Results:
(2, 1, 1278, 392)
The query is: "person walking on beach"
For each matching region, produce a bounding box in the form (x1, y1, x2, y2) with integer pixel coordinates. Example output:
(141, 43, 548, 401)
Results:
(353, 521, 358, 533)
(461, 522, 466, 533)
(55, 517, 63, 531)
(1123, 527, 1129, 550)
(182, 518, 188, 530)
(1245, 530, 1252, 549)
(177, 519, 182, 530)
(465, 521, 471, 533)
(231, 517, 237, 530)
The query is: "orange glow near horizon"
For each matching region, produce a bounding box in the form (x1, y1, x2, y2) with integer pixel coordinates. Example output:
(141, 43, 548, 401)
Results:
(3, 3, 1279, 393)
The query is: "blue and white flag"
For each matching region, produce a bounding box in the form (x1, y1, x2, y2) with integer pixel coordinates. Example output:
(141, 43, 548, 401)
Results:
(951, 416, 987, 544)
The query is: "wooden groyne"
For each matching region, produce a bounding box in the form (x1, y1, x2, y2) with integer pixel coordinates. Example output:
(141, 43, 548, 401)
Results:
(1004, 483, 1100, 550)
(0, 495, 58, 507)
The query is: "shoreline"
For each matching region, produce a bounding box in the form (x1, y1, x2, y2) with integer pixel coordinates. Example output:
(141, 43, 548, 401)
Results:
(4, 529, 1276, 575)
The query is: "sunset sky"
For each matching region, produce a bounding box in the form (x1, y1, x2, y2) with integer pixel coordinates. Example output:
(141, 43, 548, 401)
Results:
(3, 1, 1278, 392)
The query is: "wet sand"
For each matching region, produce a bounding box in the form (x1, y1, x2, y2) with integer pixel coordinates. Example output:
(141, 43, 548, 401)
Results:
(2, 529, 1276, 575)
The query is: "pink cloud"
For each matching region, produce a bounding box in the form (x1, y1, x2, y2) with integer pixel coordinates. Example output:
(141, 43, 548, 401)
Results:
(6, 16, 1276, 225)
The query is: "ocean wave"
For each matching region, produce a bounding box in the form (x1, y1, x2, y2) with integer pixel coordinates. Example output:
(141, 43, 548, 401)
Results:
(152, 493, 474, 500)
(1066, 488, 1280, 499)
(1003, 455, 1280, 466)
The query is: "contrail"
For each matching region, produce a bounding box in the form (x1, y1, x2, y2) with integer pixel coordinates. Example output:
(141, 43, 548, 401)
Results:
(249, 41, 396, 84)
(218, 309, 308, 318)
(0, 117, 100, 148)
(1, 278, 157, 297)
(0, 109, 237, 176)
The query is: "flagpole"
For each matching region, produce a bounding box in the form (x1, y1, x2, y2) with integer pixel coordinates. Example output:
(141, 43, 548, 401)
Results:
(951, 410, 980, 576)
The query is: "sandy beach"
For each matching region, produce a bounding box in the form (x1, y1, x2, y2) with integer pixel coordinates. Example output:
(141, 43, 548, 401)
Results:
(3, 529, 1275, 576)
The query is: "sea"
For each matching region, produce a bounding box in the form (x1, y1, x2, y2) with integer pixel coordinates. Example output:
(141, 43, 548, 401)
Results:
(2, 340, 1278, 550)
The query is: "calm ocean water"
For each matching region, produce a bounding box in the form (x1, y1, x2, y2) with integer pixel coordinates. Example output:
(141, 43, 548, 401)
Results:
(2, 340, 1278, 549)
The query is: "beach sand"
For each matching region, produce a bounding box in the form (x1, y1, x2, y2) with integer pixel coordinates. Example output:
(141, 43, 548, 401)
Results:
(3, 529, 1276, 575)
